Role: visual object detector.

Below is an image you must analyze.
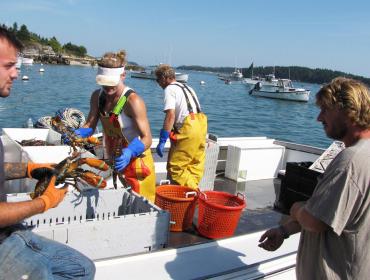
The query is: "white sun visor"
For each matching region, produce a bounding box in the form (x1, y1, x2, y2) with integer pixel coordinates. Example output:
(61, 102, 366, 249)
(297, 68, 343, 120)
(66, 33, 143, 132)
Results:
(96, 66, 125, 86)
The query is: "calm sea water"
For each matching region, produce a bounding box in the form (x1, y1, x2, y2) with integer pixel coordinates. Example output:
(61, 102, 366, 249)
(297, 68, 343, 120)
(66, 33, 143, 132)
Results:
(0, 64, 332, 149)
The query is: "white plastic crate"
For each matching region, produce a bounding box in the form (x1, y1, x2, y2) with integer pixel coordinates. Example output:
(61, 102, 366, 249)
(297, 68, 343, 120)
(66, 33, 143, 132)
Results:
(22, 145, 86, 163)
(225, 141, 285, 181)
(199, 138, 220, 191)
(2, 128, 61, 146)
(7, 188, 170, 260)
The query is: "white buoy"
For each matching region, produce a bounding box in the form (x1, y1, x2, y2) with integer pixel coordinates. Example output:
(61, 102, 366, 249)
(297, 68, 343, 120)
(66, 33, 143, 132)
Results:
(22, 75, 29, 81)
(39, 68, 45, 72)
(200, 81, 205, 85)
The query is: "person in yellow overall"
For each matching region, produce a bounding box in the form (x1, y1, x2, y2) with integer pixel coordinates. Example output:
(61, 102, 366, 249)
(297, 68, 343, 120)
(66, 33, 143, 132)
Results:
(72, 50, 156, 202)
(154, 64, 207, 190)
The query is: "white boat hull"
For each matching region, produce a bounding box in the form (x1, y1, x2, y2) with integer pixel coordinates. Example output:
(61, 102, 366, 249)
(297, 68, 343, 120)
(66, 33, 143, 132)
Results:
(131, 71, 188, 83)
(250, 89, 310, 102)
(22, 57, 34, 65)
(244, 78, 278, 87)
(95, 232, 299, 280)
(16, 57, 22, 69)
(174, 73, 189, 83)
(130, 71, 155, 80)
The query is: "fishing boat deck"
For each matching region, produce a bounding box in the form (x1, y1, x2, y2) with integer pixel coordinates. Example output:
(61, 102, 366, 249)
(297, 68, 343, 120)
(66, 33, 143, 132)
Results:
(93, 175, 297, 280)
(2, 132, 323, 279)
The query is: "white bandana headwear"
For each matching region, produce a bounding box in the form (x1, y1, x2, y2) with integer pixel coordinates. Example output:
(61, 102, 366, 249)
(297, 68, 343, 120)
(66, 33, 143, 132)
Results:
(96, 66, 125, 86)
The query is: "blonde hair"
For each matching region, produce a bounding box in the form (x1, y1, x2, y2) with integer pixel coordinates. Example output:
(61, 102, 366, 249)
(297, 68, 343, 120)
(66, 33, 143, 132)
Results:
(316, 77, 370, 129)
(154, 64, 176, 80)
(98, 50, 127, 68)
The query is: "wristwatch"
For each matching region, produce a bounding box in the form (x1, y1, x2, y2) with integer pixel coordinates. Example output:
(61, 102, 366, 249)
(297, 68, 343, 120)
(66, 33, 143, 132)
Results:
(279, 225, 290, 239)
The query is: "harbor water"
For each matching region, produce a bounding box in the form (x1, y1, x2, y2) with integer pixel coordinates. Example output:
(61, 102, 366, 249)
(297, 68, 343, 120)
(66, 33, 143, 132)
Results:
(1, 64, 331, 149)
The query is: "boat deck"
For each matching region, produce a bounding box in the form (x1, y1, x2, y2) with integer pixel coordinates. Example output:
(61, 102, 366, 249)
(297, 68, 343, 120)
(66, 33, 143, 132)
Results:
(94, 176, 297, 280)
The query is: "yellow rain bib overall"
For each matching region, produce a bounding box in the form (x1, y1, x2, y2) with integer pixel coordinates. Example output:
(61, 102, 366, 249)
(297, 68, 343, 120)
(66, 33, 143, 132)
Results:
(99, 88, 156, 202)
(167, 84, 208, 189)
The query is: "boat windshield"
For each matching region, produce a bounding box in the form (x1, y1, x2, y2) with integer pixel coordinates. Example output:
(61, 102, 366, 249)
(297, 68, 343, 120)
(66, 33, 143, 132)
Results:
(265, 74, 275, 82)
(278, 79, 293, 88)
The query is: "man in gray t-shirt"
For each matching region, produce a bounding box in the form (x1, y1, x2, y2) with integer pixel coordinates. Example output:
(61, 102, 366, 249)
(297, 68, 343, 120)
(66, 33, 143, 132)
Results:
(0, 26, 95, 279)
(259, 77, 370, 279)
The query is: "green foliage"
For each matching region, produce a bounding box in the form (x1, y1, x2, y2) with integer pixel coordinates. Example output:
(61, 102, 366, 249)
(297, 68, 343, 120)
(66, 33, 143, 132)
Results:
(48, 36, 62, 53)
(1, 22, 89, 57)
(17, 24, 31, 41)
(63, 42, 87, 56)
(12, 22, 18, 32)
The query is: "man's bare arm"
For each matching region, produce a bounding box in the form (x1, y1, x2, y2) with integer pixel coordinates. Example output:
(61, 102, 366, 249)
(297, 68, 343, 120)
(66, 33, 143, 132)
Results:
(163, 109, 175, 132)
(0, 199, 45, 227)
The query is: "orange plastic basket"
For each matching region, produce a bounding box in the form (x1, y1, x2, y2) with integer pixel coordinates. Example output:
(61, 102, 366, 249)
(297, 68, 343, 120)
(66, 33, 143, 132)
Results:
(155, 185, 198, 232)
(197, 191, 246, 239)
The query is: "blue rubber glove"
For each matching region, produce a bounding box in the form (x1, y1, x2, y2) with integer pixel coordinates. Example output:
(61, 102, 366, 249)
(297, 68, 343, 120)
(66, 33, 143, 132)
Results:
(115, 137, 145, 172)
(62, 128, 93, 144)
(74, 127, 93, 138)
(156, 129, 170, 158)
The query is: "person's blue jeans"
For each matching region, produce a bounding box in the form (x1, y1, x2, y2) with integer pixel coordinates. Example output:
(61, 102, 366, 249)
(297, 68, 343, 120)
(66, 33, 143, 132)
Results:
(0, 229, 95, 279)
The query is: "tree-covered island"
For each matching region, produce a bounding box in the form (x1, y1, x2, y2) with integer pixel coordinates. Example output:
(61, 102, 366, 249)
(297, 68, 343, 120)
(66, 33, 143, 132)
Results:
(1, 22, 142, 70)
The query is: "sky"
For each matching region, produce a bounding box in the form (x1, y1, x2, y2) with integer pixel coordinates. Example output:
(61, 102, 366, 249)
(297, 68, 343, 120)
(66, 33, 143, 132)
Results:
(1, 0, 370, 77)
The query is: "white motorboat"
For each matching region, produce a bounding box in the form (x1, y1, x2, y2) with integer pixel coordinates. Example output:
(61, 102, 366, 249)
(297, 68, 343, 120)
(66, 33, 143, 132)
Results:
(2, 127, 335, 279)
(244, 74, 279, 87)
(131, 69, 189, 83)
(249, 79, 310, 102)
(16, 57, 22, 69)
(218, 68, 244, 82)
(22, 57, 34, 65)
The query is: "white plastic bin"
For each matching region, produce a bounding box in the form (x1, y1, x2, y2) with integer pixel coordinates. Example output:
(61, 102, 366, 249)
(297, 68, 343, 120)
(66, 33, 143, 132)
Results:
(7, 188, 170, 260)
(225, 141, 285, 181)
(199, 138, 220, 191)
(2, 128, 61, 146)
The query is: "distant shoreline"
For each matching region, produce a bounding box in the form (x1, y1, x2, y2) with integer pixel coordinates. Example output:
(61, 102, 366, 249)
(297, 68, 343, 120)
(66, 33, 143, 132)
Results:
(177, 65, 370, 86)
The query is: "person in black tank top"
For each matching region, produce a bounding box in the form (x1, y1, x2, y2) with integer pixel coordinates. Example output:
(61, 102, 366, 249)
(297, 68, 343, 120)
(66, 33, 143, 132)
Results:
(72, 50, 156, 201)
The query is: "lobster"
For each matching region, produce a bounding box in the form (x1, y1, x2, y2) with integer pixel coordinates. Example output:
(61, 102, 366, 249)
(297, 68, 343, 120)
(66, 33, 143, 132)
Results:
(30, 153, 109, 199)
(51, 116, 101, 152)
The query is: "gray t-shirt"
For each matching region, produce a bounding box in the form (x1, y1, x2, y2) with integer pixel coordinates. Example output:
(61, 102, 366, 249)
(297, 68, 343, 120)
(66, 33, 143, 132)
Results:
(296, 138, 370, 280)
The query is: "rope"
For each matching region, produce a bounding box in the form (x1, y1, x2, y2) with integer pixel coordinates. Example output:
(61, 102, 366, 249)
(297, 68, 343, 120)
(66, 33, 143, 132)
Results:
(55, 108, 86, 129)
(35, 108, 86, 129)
(34, 116, 53, 128)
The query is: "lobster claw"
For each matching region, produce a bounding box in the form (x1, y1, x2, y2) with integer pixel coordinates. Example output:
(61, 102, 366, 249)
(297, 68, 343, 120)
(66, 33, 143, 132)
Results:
(78, 158, 109, 171)
(30, 174, 54, 199)
(80, 171, 107, 188)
